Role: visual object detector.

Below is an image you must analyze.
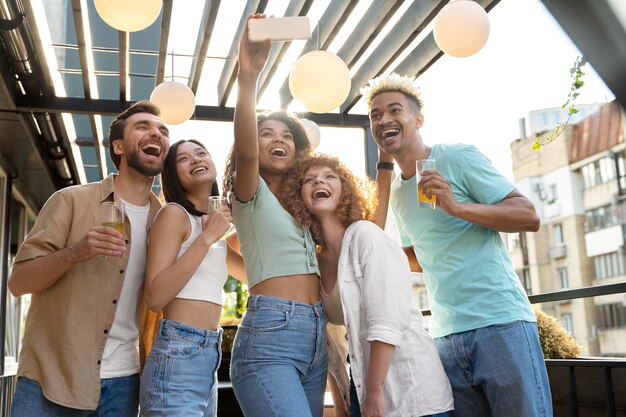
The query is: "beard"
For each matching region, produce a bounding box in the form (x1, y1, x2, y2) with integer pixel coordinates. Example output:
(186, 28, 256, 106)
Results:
(126, 149, 164, 177)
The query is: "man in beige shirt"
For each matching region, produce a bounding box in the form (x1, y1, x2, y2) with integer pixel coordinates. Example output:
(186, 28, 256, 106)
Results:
(8, 100, 169, 416)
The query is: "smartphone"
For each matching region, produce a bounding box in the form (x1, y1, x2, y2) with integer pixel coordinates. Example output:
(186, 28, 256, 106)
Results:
(248, 16, 311, 42)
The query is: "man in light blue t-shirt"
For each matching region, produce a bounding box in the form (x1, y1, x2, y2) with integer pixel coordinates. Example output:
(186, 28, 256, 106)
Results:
(362, 73, 552, 417)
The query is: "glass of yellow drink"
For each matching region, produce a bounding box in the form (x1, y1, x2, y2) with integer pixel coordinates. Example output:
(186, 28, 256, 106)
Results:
(416, 159, 436, 210)
(101, 201, 125, 234)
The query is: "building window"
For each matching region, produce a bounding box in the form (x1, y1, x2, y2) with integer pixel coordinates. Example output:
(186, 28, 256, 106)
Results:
(546, 184, 558, 204)
(557, 267, 569, 289)
(592, 251, 626, 279)
(561, 313, 574, 334)
(581, 157, 616, 189)
(553, 223, 564, 246)
(585, 205, 621, 232)
(597, 303, 626, 329)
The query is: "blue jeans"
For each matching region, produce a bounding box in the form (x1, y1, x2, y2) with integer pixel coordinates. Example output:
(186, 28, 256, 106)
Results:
(434, 320, 552, 417)
(139, 319, 222, 417)
(230, 295, 328, 417)
(10, 374, 139, 417)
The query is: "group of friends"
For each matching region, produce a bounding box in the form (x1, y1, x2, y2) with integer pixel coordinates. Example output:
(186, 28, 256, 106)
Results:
(7, 14, 552, 417)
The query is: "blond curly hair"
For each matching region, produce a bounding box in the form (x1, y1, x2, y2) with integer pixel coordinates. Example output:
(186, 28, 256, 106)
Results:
(361, 73, 424, 112)
(281, 153, 377, 247)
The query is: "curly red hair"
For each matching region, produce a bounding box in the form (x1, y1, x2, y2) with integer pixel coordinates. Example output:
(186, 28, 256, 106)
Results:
(281, 153, 377, 247)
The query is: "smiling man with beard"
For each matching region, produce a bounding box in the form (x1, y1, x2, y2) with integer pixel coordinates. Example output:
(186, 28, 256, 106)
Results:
(362, 73, 552, 417)
(8, 100, 170, 417)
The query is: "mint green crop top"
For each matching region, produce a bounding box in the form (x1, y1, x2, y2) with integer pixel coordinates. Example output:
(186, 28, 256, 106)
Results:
(232, 177, 319, 288)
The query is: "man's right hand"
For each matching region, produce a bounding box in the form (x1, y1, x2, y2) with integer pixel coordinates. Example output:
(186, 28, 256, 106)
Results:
(70, 226, 127, 261)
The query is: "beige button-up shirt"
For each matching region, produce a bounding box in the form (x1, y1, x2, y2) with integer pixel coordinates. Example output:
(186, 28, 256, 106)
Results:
(14, 174, 161, 410)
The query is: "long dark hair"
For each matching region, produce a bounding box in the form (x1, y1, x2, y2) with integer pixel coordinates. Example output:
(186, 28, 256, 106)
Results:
(161, 139, 219, 216)
(222, 110, 312, 199)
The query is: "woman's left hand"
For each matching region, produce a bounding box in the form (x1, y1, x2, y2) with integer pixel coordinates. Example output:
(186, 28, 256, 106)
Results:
(361, 390, 385, 417)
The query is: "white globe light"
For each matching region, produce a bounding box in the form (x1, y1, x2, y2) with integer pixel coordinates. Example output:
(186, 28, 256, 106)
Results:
(94, 0, 162, 32)
(150, 82, 196, 125)
(300, 118, 321, 149)
(433, 0, 490, 58)
(289, 51, 351, 114)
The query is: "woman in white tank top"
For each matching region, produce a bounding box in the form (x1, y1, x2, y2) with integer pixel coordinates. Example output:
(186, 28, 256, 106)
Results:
(139, 139, 246, 417)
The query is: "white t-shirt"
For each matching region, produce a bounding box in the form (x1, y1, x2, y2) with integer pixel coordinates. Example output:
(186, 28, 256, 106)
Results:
(100, 200, 149, 378)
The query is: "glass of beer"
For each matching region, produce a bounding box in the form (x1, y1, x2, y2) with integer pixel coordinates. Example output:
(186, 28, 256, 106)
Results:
(102, 201, 125, 234)
(416, 159, 436, 210)
(207, 196, 228, 248)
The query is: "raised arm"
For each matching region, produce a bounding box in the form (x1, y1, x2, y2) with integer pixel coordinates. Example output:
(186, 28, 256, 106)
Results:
(371, 149, 394, 229)
(232, 14, 271, 202)
(8, 226, 126, 297)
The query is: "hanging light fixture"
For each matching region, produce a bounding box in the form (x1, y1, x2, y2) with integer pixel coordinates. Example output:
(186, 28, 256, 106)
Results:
(433, 0, 490, 58)
(94, 0, 162, 32)
(289, 51, 351, 114)
(300, 118, 321, 149)
(149, 52, 196, 125)
(150, 82, 195, 125)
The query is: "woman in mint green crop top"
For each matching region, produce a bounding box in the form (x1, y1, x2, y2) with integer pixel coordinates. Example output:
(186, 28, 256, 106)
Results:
(139, 140, 246, 416)
(223, 15, 328, 417)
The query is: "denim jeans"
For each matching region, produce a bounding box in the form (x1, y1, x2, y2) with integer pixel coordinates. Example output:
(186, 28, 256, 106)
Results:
(230, 295, 328, 417)
(10, 374, 139, 417)
(434, 320, 552, 417)
(139, 319, 222, 417)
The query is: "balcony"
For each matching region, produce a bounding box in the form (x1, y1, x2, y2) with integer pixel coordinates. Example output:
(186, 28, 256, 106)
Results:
(550, 244, 568, 259)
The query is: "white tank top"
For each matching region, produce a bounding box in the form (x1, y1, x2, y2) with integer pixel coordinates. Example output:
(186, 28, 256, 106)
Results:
(172, 203, 228, 305)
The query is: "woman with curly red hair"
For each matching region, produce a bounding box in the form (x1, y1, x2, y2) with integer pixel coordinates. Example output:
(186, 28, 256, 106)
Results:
(283, 153, 454, 417)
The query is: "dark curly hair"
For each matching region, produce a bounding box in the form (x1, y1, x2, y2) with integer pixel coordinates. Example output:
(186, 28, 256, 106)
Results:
(281, 153, 377, 247)
(222, 110, 312, 200)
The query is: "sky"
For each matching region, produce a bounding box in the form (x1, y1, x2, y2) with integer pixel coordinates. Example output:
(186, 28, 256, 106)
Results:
(167, 0, 616, 186)
(416, 0, 614, 180)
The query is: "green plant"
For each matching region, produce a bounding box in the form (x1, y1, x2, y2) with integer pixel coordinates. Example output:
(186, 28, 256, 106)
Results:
(221, 275, 248, 323)
(533, 56, 586, 150)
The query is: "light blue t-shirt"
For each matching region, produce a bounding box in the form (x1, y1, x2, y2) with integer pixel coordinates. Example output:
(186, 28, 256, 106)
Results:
(232, 177, 319, 288)
(390, 143, 535, 338)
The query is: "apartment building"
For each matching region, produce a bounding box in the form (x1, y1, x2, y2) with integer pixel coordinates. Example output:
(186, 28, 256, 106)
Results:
(510, 101, 626, 357)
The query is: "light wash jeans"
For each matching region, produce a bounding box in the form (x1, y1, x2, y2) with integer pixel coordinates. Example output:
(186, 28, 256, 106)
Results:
(10, 374, 139, 417)
(139, 319, 222, 417)
(230, 295, 328, 417)
(434, 320, 552, 417)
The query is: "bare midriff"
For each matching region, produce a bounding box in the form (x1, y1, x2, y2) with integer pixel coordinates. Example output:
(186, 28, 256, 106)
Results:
(250, 273, 320, 305)
(163, 298, 223, 331)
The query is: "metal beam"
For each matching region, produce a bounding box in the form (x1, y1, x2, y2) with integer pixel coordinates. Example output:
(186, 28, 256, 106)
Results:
(341, 0, 448, 113)
(156, 0, 173, 85)
(119, 31, 128, 101)
(188, 0, 221, 94)
(336, 0, 404, 67)
(71, 0, 92, 98)
(540, 0, 626, 111)
(278, 0, 358, 108)
(216, 0, 267, 107)
(12, 95, 370, 127)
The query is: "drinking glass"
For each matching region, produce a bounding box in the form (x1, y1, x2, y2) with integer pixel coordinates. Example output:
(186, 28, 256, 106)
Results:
(101, 201, 125, 233)
(207, 196, 229, 248)
(416, 159, 437, 210)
